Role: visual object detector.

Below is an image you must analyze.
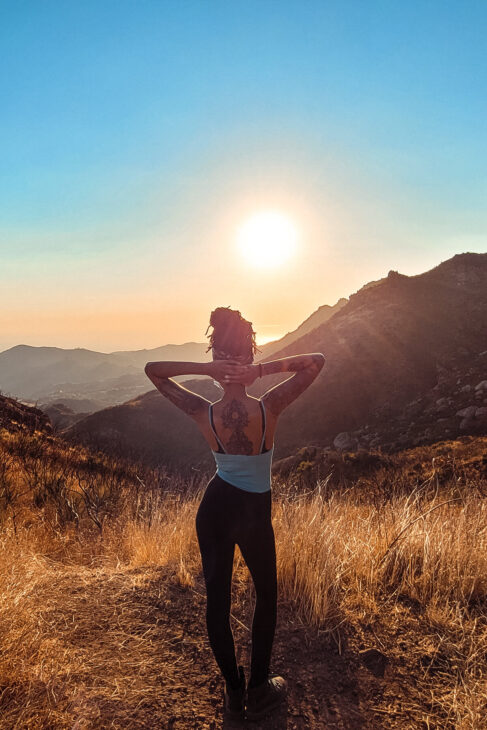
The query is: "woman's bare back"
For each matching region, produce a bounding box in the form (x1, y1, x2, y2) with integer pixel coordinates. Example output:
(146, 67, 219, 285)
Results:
(203, 396, 276, 455)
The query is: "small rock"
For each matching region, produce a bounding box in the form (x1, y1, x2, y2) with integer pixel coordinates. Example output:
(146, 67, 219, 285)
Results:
(476, 407, 487, 419)
(475, 380, 487, 392)
(456, 406, 477, 418)
(333, 432, 355, 450)
(460, 384, 472, 393)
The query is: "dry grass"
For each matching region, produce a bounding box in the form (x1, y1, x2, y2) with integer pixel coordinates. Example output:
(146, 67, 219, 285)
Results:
(1, 429, 487, 727)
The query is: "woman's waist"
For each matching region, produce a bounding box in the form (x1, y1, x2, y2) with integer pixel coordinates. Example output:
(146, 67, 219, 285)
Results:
(211, 444, 274, 460)
(210, 471, 272, 495)
(212, 450, 273, 470)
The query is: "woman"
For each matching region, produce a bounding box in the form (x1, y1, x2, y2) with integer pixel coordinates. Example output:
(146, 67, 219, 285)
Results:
(144, 307, 325, 720)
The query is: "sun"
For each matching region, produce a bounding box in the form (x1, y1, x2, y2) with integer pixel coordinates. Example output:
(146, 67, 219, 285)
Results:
(236, 211, 298, 268)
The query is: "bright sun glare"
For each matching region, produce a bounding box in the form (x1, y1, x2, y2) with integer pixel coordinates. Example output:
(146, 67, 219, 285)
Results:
(236, 211, 298, 268)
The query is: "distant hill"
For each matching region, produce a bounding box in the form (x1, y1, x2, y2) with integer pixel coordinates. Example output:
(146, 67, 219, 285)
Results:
(39, 402, 92, 431)
(0, 342, 211, 409)
(60, 252, 487, 471)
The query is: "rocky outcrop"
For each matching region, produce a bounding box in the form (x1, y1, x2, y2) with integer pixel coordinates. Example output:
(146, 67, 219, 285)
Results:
(329, 353, 487, 453)
(333, 432, 356, 451)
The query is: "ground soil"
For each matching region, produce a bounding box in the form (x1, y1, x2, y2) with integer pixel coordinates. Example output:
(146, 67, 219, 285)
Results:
(1, 559, 458, 730)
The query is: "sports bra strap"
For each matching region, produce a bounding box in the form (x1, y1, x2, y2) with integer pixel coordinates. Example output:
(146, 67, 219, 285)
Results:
(259, 399, 267, 453)
(209, 403, 226, 453)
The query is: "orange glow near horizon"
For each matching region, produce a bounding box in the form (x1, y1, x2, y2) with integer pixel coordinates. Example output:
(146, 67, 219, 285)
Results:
(236, 210, 299, 269)
(255, 332, 284, 346)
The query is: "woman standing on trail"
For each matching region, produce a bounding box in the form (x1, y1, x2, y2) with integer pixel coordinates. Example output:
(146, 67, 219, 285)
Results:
(144, 307, 325, 721)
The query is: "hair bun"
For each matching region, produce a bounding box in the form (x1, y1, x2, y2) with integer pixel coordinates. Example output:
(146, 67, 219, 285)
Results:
(205, 306, 260, 359)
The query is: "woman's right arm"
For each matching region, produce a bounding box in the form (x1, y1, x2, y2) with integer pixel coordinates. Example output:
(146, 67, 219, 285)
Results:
(259, 353, 325, 416)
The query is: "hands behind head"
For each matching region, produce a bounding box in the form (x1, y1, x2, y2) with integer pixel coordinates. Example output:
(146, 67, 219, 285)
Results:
(209, 359, 258, 386)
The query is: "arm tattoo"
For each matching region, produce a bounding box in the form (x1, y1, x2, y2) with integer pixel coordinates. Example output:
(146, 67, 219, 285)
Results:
(261, 353, 323, 375)
(149, 375, 208, 417)
(220, 399, 254, 455)
(263, 354, 325, 416)
(287, 358, 311, 372)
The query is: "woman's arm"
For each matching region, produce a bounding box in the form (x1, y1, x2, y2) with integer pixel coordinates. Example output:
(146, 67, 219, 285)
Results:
(259, 353, 325, 377)
(144, 361, 210, 378)
(259, 353, 325, 417)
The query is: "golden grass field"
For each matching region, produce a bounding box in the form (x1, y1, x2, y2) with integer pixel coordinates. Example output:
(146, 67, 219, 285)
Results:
(1, 427, 487, 728)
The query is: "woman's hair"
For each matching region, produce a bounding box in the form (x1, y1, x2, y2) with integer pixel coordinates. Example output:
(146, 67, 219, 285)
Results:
(205, 306, 261, 362)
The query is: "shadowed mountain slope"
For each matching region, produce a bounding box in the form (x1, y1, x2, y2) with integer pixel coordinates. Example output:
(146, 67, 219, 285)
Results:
(0, 392, 52, 436)
(260, 252, 487, 454)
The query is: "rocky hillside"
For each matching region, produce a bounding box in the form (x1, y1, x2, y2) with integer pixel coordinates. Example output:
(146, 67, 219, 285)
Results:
(0, 393, 52, 436)
(258, 252, 487, 455)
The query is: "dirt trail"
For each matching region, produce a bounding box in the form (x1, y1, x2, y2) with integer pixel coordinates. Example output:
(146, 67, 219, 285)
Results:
(1, 563, 424, 729)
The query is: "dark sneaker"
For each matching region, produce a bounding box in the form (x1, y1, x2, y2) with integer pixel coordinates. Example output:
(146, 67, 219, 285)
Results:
(223, 665, 246, 720)
(246, 674, 287, 720)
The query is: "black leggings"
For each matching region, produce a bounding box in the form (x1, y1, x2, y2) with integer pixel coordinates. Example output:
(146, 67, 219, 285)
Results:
(195, 473, 277, 689)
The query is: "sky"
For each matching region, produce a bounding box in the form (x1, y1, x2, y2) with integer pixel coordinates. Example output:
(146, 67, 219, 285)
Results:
(1, 0, 486, 353)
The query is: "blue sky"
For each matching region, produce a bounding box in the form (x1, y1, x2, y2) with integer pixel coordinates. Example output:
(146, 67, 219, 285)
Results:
(1, 1, 486, 351)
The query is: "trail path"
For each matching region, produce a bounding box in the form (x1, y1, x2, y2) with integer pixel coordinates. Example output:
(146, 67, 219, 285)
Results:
(2, 564, 419, 729)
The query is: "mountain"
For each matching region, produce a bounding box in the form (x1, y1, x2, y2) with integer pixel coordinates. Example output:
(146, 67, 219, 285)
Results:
(255, 298, 347, 360)
(0, 342, 211, 409)
(107, 342, 210, 369)
(60, 253, 487, 471)
(257, 252, 487, 454)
